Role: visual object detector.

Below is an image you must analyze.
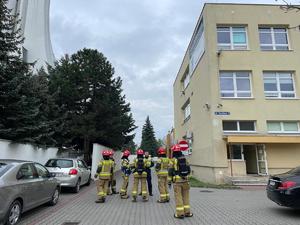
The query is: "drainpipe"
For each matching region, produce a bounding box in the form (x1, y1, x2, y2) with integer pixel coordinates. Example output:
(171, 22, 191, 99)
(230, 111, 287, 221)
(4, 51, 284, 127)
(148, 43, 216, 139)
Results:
(229, 144, 233, 177)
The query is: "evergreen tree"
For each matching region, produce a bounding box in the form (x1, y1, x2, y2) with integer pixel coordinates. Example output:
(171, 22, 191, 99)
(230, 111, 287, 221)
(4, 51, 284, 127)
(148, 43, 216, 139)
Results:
(140, 116, 158, 156)
(0, 0, 56, 145)
(48, 48, 136, 163)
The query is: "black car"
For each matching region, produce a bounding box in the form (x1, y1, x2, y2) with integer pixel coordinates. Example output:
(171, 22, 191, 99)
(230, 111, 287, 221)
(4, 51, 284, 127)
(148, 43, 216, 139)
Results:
(267, 167, 300, 209)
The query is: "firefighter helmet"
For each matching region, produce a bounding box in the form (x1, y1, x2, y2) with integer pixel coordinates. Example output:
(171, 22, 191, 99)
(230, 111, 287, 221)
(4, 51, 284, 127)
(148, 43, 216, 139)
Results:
(171, 144, 181, 152)
(136, 149, 144, 155)
(123, 150, 130, 157)
(157, 147, 166, 155)
(102, 150, 111, 156)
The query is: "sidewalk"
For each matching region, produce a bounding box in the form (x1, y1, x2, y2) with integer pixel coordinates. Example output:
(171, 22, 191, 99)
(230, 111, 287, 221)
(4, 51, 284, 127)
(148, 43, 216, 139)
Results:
(19, 172, 300, 225)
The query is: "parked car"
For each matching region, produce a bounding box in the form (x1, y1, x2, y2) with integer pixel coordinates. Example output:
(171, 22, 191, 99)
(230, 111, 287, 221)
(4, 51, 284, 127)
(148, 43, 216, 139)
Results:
(0, 159, 60, 225)
(45, 158, 91, 193)
(267, 166, 300, 209)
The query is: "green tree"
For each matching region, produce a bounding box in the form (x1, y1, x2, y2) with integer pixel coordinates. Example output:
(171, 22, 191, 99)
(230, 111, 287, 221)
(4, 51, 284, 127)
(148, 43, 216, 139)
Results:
(0, 0, 56, 145)
(140, 116, 158, 156)
(48, 48, 136, 163)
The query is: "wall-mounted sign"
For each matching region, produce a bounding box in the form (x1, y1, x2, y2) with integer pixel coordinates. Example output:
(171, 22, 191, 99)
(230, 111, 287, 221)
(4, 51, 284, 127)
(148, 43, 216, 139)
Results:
(214, 112, 230, 116)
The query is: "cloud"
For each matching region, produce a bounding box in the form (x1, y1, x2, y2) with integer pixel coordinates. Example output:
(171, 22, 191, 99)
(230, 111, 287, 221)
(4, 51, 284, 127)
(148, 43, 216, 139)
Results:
(50, 0, 299, 145)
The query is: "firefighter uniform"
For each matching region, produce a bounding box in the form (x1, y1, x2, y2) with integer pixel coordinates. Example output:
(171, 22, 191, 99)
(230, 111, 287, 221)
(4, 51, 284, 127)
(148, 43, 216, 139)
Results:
(131, 149, 151, 202)
(155, 148, 170, 203)
(95, 152, 115, 203)
(120, 150, 131, 199)
(169, 144, 193, 219)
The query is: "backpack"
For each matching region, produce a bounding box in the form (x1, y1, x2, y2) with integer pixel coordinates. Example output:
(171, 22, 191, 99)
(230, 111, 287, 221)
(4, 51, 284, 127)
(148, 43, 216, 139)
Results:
(136, 158, 145, 174)
(177, 157, 190, 177)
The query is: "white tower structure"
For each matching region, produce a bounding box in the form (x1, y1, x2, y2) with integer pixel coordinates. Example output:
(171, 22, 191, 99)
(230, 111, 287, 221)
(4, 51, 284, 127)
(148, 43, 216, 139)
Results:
(8, 0, 55, 70)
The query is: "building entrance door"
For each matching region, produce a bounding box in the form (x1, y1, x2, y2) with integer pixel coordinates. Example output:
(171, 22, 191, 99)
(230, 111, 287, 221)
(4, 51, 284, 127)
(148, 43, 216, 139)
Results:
(256, 144, 268, 175)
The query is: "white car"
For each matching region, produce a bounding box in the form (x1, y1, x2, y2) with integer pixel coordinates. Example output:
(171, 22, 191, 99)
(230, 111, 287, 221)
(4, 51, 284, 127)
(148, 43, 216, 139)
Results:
(45, 158, 91, 193)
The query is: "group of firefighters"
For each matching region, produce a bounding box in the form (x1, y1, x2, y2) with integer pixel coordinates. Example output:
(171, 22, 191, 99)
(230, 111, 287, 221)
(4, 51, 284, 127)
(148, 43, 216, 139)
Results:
(94, 144, 193, 219)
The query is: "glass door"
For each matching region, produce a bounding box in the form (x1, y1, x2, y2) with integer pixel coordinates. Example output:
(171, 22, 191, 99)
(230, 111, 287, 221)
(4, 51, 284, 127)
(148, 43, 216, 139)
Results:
(256, 144, 268, 175)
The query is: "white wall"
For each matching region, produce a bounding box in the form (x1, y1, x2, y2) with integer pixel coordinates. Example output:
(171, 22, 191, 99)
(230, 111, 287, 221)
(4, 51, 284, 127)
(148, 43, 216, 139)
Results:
(0, 139, 59, 165)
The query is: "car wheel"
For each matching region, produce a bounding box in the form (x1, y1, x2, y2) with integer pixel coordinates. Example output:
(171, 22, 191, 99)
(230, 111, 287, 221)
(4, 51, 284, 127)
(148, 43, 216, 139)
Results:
(86, 175, 91, 186)
(49, 188, 60, 206)
(6, 200, 21, 225)
(73, 179, 81, 193)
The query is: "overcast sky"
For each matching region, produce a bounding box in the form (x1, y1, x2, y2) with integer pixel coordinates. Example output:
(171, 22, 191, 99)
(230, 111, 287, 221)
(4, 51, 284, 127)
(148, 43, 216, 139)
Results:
(49, 0, 298, 144)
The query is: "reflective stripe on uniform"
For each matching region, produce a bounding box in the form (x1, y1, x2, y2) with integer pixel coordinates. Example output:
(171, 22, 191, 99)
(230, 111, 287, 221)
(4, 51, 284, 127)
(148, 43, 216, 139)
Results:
(120, 189, 126, 192)
(132, 191, 137, 194)
(98, 192, 107, 196)
(158, 171, 168, 175)
(142, 191, 147, 194)
(176, 207, 184, 211)
(160, 194, 167, 197)
(184, 205, 190, 209)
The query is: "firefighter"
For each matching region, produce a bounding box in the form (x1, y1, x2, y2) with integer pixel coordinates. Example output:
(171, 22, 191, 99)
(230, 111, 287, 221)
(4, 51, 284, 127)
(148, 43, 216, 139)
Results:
(108, 150, 118, 195)
(120, 149, 131, 199)
(94, 150, 115, 203)
(131, 149, 151, 202)
(155, 147, 171, 203)
(144, 151, 154, 196)
(169, 144, 193, 219)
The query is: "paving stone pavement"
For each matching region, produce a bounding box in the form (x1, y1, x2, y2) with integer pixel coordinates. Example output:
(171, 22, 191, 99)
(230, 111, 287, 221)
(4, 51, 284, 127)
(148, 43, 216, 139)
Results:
(18, 171, 300, 225)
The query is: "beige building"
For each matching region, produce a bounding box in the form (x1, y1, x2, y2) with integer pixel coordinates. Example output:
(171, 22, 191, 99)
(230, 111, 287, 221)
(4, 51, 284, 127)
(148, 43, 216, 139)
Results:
(173, 3, 300, 184)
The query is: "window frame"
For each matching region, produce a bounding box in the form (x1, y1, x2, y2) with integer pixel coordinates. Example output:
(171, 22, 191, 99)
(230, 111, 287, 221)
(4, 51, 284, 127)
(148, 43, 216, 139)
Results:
(259, 27, 290, 51)
(263, 72, 296, 99)
(223, 121, 256, 133)
(182, 67, 190, 90)
(219, 71, 253, 98)
(267, 121, 300, 134)
(182, 101, 191, 122)
(34, 163, 50, 178)
(227, 144, 244, 161)
(217, 26, 249, 50)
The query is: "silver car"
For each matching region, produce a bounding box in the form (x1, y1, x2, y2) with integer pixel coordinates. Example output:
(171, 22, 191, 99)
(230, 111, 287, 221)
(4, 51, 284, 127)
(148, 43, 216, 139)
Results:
(45, 158, 91, 193)
(0, 159, 60, 225)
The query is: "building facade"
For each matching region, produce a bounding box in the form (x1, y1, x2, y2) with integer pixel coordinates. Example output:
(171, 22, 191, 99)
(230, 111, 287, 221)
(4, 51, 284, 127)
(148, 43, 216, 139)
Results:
(8, 0, 55, 70)
(173, 3, 300, 184)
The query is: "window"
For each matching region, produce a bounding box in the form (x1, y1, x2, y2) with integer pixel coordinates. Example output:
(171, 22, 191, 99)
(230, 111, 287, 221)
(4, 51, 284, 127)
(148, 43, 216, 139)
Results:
(34, 163, 49, 178)
(223, 121, 255, 132)
(0, 163, 13, 177)
(220, 72, 252, 98)
(217, 26, 248, 50)
(227, 145, 244, 160)
(182, 67, 190, 90)
(189, 19, 205, 73)
(183, 102, 191, 121)
(17, 164, 35, 179)
(45, 159, 74, 168)
(267, 121, 299, 133)
(259, 27, 289, 50)
(78, 160, 86, 169)
(263, 72, 295, 98)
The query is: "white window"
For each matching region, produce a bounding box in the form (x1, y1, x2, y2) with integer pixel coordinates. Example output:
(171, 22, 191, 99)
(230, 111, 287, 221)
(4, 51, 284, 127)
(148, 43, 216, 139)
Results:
(263, 72, 295, 98)
(220, 72, 252, 98)
(267, 121, 300, 133)
(227, 145, 244, 160)
(217, 26, 248, 50)
(183, 103, 191, 121)
(189, 19, 205, 73)
(223, 121, 256, 132)
(259, 27, 289, 50)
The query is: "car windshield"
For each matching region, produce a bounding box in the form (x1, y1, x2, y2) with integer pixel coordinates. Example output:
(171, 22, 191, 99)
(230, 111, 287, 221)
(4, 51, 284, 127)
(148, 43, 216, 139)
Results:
(0, 162, 13, 177)
(288, 167, 300, 175)
(45, 159, 73, 168)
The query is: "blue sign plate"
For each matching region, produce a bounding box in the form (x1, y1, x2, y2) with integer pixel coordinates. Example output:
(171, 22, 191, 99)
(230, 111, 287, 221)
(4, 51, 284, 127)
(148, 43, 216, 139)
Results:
(214, 112, 230, 116)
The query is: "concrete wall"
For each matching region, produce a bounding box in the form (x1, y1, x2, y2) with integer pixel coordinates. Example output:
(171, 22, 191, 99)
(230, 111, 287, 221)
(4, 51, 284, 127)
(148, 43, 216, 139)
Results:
(0, 139, 60, 165)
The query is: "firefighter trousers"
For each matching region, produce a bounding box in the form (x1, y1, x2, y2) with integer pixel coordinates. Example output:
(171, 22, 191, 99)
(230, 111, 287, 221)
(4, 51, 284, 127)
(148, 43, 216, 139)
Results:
(158, 175, 169, 201)
(173, 181, 191, 216)
(120, 175, 129, 198)
(97, 179, 109, 199)
(132, 173, 148, 200)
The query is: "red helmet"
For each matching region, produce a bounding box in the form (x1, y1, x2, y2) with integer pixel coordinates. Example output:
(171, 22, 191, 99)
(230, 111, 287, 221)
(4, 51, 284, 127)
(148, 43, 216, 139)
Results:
(136, 149, 144, 155)
(123, 150, 130, 157)
(157, 147, 166, 155)
(171, 144, 181, 152)
(102, 150, 110, 156)
(109, 150, 114, 156)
